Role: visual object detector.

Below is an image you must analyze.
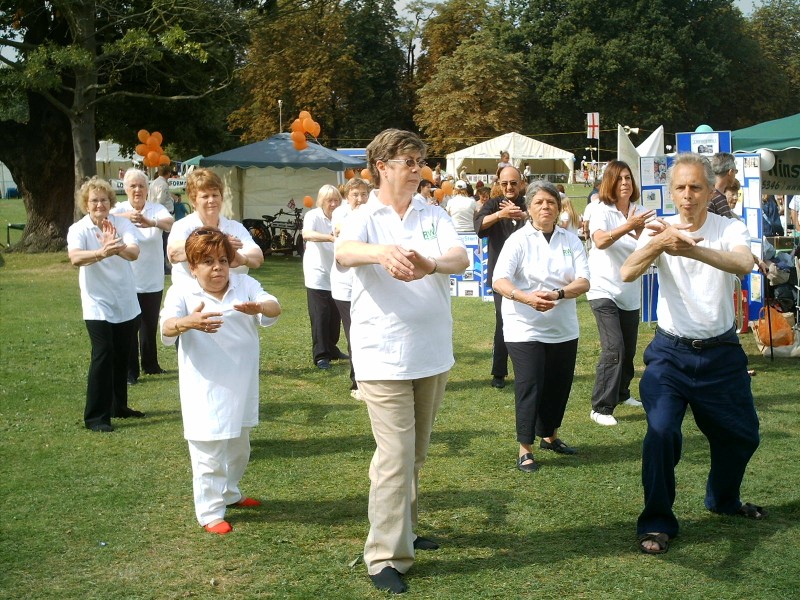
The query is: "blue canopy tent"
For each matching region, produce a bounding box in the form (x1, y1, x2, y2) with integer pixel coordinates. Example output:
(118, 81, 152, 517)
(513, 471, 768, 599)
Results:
(198, 134, 366, 220)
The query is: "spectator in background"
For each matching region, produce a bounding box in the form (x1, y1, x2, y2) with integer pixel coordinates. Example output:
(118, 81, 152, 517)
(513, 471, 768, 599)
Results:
(724, 180, 741, 214)
(496, 151, 511, 179)
(708, 153, 737, 218)
(173, 193, 189, 220)
(112, 168, 174, 384)
(762, 194, 784, 237)
(523, 163, 532, 183)
(446, 180, 478, 233)
(558, 196, 582, 237)
(415, 179, 434, 205)
(67, 177, 143, 432)
(303, 185, 346, 370)
(150, 164, 175, 273)
(476, 185, 491, 211)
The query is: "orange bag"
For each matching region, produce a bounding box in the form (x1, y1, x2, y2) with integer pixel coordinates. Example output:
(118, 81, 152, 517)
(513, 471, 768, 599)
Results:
(757, 305, 795, 347)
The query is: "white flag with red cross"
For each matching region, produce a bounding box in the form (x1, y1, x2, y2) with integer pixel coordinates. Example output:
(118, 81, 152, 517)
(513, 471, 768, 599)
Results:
(587, 112, 599, 139)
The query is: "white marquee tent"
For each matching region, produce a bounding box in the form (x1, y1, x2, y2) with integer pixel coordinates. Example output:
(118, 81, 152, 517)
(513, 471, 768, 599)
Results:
(445, 132, 575, 181)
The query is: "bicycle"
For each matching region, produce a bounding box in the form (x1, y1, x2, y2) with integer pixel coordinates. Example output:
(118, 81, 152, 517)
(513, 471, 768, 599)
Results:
(243, 207, 305, 257)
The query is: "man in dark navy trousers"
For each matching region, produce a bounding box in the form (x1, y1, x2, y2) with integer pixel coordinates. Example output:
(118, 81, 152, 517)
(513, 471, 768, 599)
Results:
(621, 152, 766, 555)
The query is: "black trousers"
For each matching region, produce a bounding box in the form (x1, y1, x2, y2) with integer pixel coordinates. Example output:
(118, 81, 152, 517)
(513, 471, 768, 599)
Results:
(128, 290, 163, 378)
(589, 298, 640, 414)
(491, 292, 509, 377)
(306, 287, 341, 363)
(334, 299, 357, 390)
(507, 338, 578, 444)
(84, 316, 140, 428)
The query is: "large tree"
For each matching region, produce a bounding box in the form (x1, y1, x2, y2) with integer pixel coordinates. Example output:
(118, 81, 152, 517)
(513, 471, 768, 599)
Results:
(0, 1, 247, 251)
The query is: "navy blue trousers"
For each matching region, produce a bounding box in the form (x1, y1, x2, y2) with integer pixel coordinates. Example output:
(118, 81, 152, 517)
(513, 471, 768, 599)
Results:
(636, 329, 760, 538)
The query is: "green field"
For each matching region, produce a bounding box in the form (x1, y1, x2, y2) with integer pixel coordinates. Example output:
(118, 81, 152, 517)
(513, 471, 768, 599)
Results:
(1, 198, 799, 599)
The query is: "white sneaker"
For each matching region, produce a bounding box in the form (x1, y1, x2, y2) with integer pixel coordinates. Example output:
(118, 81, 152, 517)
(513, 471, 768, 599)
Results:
(350, 389, 362, 401)
(590, 410, 618, 426)
(622, 397, 643, 408)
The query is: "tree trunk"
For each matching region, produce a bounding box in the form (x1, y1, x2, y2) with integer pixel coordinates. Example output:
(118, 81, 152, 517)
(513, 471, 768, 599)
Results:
(0, 94, 75, 252)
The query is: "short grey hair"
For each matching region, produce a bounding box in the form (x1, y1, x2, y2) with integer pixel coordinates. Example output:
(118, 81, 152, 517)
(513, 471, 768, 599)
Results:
(524, 180, 562, 211)
(667, 153, 715, 189)
(123, 168, 148, 187)
(710, 152, 735, 176)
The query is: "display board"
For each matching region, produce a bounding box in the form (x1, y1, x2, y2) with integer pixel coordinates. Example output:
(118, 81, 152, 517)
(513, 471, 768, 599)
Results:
(450, 233, 489, 298)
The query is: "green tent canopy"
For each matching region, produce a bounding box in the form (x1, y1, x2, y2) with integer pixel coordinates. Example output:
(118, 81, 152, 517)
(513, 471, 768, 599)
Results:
(732, 113, 800, 151)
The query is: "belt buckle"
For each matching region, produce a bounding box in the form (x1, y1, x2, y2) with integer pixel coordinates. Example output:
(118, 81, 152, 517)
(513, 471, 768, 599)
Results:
(691, 339, 704, 349)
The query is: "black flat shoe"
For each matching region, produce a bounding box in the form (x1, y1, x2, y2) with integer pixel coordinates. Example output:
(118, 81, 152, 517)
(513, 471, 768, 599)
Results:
(144, 368, 167, 375)
(369, 567, 407, 594)
(115, 408, 146, 419)
(491, 376, 506, 389)
(89, 423, 114, 433)
(315, 359, 331, 370)
(413, 536, 439, 550)
(516, 452, 539, 472)
(539, 438, 577, 455)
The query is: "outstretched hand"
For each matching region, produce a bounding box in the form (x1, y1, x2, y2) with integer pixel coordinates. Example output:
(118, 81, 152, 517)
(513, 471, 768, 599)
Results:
(183, 301, 224, 333)
(626, 206, 656, 235)
(234, 301, 263, 315)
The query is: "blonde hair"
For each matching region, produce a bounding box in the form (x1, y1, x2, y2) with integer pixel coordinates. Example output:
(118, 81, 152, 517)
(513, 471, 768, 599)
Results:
(559, 196, 580, 229)
(317, 184, 342, 208)
(186, 168, 224, 205)
(76, 177, 116, 214)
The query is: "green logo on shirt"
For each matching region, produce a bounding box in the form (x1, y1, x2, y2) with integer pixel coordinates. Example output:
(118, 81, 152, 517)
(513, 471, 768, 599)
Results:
(563, 248, 572, 257)
(423, 225, 437, 240)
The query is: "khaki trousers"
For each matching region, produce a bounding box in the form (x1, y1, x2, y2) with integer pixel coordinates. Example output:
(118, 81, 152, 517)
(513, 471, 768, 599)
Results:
(359, 372, 449, 575)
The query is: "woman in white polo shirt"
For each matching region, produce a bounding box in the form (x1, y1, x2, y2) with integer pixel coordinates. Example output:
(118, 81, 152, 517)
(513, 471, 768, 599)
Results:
(335, 129, 469, 595)
(67, 177, 143, 432)
(493, 180, 590, 472)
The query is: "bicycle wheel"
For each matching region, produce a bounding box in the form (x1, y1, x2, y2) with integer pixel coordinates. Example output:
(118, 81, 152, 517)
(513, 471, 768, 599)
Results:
(242, 220, 271, 253)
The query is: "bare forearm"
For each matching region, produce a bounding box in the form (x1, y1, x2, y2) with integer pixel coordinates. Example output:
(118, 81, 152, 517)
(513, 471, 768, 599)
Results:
(431, 246, 469, 275)
(335, 241, 387, 267)
(685, 245, 754, 276)
(621, 246, 661, 281)
(303, 230, 335, 243)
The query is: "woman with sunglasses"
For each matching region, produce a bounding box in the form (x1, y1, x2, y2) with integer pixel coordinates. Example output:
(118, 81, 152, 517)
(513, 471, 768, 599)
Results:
(67, 177, 143, 432)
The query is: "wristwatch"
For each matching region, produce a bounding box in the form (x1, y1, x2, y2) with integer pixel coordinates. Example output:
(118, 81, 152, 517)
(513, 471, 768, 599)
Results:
(555, 288, 565, 300)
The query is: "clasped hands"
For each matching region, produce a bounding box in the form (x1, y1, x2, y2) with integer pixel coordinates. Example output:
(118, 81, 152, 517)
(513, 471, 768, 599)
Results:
(95, 219, 127, 257)
(499, 200, 526, 221)
(380, 245, 434, 282)
(644, 218, 703, 255)
(181, 300, 266, 334)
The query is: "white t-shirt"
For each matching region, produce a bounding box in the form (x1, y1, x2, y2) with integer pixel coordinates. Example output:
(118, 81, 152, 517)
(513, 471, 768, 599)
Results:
(493, 225, 590, 343)
(167, 213, 259, 284)
(330, 204, 353, 301)
(160, 273, 279, 441)
(302, 207, 334, 290)
(67, 214, 142, 323)
(337, 195, 467, 380)
(638, 212, 750, 338)
(583, 198, 600, 224)
(587, 202, 647, 310)
(149, 176, 174, 213)
(447, 195, 478, 233)
(111, 201, 171, 293)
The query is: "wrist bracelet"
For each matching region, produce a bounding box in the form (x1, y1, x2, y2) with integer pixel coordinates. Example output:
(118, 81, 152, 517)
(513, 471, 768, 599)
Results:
(556, 288, 565, 300)
(428, 257, 438, 274)
(510, 289, 517, 300)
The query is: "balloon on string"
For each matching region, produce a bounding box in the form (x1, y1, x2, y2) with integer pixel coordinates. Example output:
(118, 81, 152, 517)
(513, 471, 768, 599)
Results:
(420, 166, 434, 181)
(433, 188, 445, 201)
(303, 118, 314, 134)
(135, 143, 148, 157)
(441, 180, 454, 195)
(299, 110, 311, 121)
(360, 168, 372, 180)
(291, 119, 304, 133)
(138, 129, 150, 144)
(309, 121, 321, 138)
(293, 138, 308, 151)
(146, 151, 159, 166)
(344, 169, 355, 180)
(159, 154, 171, 166)
(151, 131, 163, 145)
(291, 130, 306, 144)
(757, 148, 775, 171)
(303, 195, 314, 208)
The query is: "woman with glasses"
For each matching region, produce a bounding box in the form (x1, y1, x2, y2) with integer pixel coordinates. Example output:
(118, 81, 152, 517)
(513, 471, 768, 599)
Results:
(67, 177, 143, 432)
(167, 168, 263, 284)
(111, 169, 174, 384)
(336, 129, 469, 594)
(493, 180, 590, 472)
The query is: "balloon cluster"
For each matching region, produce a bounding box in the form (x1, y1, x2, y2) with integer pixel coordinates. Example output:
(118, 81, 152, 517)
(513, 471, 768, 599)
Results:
(135, 130, 169, 168)
(433, 179, 453, 202)
(290, 111, 321, 151)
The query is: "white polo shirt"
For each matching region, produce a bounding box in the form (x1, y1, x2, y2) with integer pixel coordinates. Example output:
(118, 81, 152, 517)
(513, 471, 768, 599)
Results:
(160, 273, 279, 441)
(167, 213, 259, 284)
(638, 212, 749, 339)
(302, 207, 334, 291)
(493, 224, 590, 344)
(587, 202, 648, 310)
(337, 195, 467, 380)
(111, 201, 171, 293)
(330, 203, 353, 301)
(67, 214, 141, 323)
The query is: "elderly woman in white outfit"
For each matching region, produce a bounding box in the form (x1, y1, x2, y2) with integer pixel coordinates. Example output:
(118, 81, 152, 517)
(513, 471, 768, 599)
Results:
(67, 177, 142, 432)
(493, 180, 590, 472)
(160, 227, 280, 535)
(167, 168, 263, 284)
(336, 129, 469, 594)
(112, 169, 174, 383)
(587, 160, 655, 427)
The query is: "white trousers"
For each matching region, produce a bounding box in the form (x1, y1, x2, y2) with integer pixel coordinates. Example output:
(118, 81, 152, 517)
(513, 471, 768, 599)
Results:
(359, 373, 449, 575)
(187, 428, 251, 526)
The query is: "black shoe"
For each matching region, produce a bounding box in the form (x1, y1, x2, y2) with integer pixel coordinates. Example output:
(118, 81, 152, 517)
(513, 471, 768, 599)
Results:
(115, 408, 146, 419)
(315, 359, 331, 370)
(127, 375, 138, 386)
(89, 423, 114, 433)
(413, 536, 439, 551)
(491, 376, 506, 389)
(144, 368, 167, 375)
(516, 452, 539, 473)
(369, 567, 407, 594)
(332, 348, 350, 360)
(539, 438, 577, 455)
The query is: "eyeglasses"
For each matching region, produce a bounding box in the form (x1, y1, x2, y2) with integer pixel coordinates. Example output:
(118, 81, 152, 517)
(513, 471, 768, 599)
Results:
(500, 181, 519, 187)
(88, 198, 111, 205)
(385, 158, 427, 169)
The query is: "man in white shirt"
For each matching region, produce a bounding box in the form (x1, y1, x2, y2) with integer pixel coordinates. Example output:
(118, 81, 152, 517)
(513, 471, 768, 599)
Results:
(621, 153, 764, 556)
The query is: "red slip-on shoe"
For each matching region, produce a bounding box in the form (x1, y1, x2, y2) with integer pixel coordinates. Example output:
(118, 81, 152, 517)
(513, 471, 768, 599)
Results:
(230, 497, 261, 508)
(204, 520, 233, 535)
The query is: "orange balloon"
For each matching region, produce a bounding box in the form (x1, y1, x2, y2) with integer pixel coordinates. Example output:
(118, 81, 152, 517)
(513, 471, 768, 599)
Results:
(441, 180, 454, 195)
(291, 130, 305, 144)
(420, 166, 434, 181)
(146, 135, 159, 147)
(360, 168, 371, 180)
(151, 131, 163, 145)
(298, 110, 311, 121)
(310, 121, 321, 138)
(302, 117, 314, 133)
(290, 118, 304, 132)
(137, 129, 150, 143)
(293, 139, 308, 151)
(344, 169, 354, 180)
(146, 151, 159, 164)
(158, 154, 170, 166)
(434, 188, 445, 201)
(135, 143, 148, 157)
(303, 195, 314, 208)
(148, 144, 163, 156)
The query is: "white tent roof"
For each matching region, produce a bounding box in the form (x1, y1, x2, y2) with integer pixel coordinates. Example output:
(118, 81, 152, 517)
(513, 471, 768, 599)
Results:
(445, 132, 575, 178)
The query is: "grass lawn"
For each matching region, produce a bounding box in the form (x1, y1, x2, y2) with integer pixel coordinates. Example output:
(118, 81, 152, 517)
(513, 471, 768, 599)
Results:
(1, 197, 799, 599)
